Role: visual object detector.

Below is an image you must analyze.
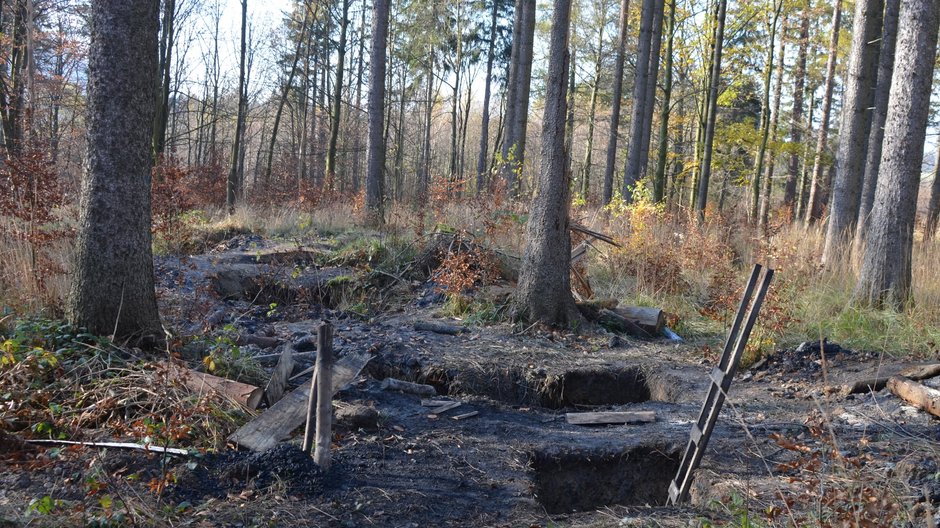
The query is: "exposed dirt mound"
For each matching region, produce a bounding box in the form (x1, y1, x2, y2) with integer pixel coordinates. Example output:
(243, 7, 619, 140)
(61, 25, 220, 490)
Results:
(170, 443, 324, 502)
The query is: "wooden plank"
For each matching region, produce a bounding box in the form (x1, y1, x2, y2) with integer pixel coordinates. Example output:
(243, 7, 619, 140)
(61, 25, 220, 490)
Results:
(228, 350, 372, 451)
(887, 376, 940, 418)
(565, 411, 656, 425)
(428, 401, 462, 415)
(161, 361, 263, 410)
(452, 411, 479, 420)
(263, 347, 295, 406)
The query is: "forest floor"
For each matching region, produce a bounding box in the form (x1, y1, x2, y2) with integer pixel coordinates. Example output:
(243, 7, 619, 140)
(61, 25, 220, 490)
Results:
(2, 231, 940, 527)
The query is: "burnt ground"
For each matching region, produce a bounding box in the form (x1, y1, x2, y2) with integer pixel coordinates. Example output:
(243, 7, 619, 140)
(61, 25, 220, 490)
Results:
(2, 235, 940, 527)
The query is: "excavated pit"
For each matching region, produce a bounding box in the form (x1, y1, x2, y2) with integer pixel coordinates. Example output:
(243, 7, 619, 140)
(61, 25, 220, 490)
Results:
(539, 366, 653, 409)
(370, 361, 677, 409)
(530, 445, 680, 514)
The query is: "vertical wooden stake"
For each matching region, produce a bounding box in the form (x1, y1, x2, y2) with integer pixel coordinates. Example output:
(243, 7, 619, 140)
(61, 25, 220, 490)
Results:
(313, 321, 333, 471)
(301, 363, 319, 455)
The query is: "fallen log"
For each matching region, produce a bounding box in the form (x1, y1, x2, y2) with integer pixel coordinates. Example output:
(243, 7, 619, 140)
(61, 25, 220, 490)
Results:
(597, 309, 652, 338)
(565, 411, 656, 425)
(228, 350, 373, 451)
(413, 320, 464, 336)
(612, 306, 665, 335)
(887, 376, 940, 418)
(381, 377, 438, 397)
(161, 361, 263, 410)
(842, 363, 940, 395)
(236, 333, 282, 349)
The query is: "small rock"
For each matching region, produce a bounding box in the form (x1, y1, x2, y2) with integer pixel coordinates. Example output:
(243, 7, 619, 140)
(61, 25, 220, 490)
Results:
(14, 475, 30, 489)
(336, 404, 380, 431)
(608, 335, 624, 348)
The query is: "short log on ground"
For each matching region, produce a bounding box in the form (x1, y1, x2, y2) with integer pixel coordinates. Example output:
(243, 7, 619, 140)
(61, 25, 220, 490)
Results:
(381, 377, 438, 397)
(842, 363, 940, 395)
(413, 320, 465, 335)
(887, 375, 940, 418)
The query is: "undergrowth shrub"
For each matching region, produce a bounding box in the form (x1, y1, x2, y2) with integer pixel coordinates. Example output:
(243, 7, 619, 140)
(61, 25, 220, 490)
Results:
(0, 150, 70, 312)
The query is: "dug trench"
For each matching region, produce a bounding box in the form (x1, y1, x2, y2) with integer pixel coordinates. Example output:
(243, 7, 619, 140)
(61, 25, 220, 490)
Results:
(153, 239, 940, 525)
(6, 237, 939, 526)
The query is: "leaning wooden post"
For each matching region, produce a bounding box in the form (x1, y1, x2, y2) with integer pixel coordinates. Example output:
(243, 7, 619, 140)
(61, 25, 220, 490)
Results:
(313, 321, 334, 470)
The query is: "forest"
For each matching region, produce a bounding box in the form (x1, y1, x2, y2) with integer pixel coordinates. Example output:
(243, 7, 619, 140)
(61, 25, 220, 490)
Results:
(2, 0, 940, 526)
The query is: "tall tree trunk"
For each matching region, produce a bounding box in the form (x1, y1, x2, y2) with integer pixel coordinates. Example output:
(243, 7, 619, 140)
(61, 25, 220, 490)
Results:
(854, 0, 938, 309)
(854, 0, 900, 249)
(580, 21, 605, 201)
(507, 0, 536, 197)
(622, 0, 657, 198)
(449, 5, 463, 181)
(365, 0, 389, 224)
(476, 0, 499, 194)
(68, 0, 162, 340)
(517, 0, 578, 326)
(924, 142, 940, 240)
(602, 0, 630, 204)
(784, 7, 810, 213)
(652, 0, 676, 203)
(694, 0, 727, 219)
(501, 0, 524, 189)
(265, 6, 312, 185)
(758, 14, 786, 233)
(796, 92, 815, 221)
(227, 0, 248, 213)
(152, 0, 175, 162)
(325, 0, 351, 193)
(751, 2, 781, 222)
(823, 0, 884, 263)
(635, 0, 665, 193)
(417, 60, 434, 204)
(805, 0, 843, 225)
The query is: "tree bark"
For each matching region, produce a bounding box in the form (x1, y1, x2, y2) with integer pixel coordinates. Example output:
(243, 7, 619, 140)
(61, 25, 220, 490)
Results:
(823, 0, 884, 263)
(67, 0, 162, 340)
(854, 0, 939, 309)
(805, 0, 842, 225)
(854, 0, 900, 249)
(602, 0, 630, 204)
(517, 0, 578, 326)
(365, 0, 390, 224)
(783, 7, 809, 213)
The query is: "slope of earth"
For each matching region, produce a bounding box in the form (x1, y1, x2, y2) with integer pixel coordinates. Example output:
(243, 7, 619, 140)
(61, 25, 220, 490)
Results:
(2, 234, 939, 527)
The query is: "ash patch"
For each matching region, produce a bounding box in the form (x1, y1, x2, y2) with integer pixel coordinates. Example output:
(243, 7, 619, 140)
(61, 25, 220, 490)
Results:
(169, 444, 324, 503)
(757, 340, 865, 376)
